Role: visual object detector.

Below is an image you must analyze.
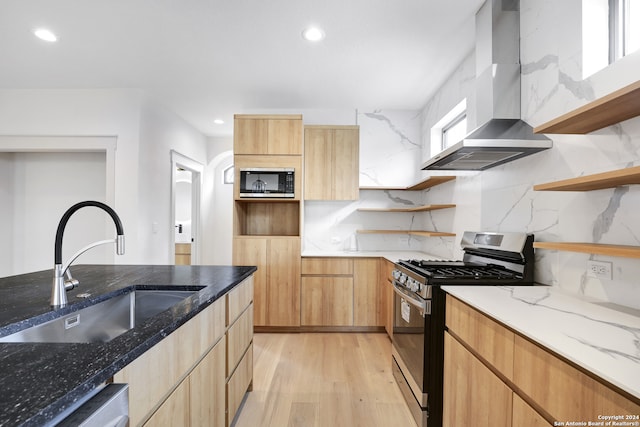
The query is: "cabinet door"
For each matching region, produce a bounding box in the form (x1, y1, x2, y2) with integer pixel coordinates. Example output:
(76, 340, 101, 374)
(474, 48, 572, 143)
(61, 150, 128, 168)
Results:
(267, 238, 301, 326)
(443, 332, 512, 427)
(234, 118, 269, 155)
(268, 118, 302, 155)
(353, 258, 383, 326)
(189, 338, 226, 427)
(301, 276, 354, 326)
(514, 334, 640, 422)
(233, 238, 268, 326)
(512, 394, 551, 427)
(304, 127, 333, 200)
(382, 259, 395, 337)
(332, 127, 359, 200)
(143, 379, 190, 427)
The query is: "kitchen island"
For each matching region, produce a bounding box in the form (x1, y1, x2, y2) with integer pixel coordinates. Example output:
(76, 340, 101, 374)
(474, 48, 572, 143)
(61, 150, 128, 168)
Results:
(0, 264, 256, 426)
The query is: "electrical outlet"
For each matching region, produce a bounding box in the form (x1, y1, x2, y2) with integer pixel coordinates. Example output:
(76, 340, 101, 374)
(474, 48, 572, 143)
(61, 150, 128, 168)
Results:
(587, 260, 612, 280)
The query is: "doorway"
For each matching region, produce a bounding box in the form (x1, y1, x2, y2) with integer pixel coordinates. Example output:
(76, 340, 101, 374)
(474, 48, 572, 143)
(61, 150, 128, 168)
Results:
(170, 150, 203, 265)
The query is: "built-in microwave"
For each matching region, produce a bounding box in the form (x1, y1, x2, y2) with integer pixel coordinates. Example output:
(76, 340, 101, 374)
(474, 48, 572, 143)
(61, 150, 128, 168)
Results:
(239, 167, 295, 198)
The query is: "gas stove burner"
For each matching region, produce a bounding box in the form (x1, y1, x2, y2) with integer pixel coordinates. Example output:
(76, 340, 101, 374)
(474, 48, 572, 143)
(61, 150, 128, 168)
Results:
(393, 231, 535, 299)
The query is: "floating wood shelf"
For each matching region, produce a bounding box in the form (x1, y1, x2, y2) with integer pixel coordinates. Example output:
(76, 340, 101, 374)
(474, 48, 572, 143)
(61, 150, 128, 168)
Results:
(357, 230, 455, 237)
(534, 242, 640, 259)
(534, 80, 640, 134)
(360, 176, 456, 191)
(533, 165, 640, 191)
(357, 204, 456, 213)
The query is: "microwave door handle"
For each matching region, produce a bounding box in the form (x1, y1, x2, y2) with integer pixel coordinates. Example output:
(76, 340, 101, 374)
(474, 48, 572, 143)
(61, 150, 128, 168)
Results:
(392, 282, 429, 317)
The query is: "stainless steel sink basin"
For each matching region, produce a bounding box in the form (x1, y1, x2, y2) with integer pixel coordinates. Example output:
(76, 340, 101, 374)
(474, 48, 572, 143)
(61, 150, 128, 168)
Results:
(0, 289, 199, 344)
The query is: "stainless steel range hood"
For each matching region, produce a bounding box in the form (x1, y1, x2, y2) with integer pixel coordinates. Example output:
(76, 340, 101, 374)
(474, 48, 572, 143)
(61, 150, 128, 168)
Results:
(422, 0, 551, 171)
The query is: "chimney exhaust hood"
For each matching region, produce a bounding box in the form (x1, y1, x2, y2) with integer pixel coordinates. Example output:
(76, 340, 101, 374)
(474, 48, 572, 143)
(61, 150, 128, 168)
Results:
(422, 0, 551, 171)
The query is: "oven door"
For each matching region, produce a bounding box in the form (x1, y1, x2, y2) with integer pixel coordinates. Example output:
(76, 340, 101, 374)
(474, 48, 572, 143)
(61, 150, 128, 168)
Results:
(392, 282, 430, 403)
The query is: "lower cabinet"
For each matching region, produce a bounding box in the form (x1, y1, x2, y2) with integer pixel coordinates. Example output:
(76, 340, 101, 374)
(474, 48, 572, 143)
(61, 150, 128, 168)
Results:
(443, 332, 512, 427)
(381, 258, 395, 338)
(233, 237, 300, 327)
(113, 276, 254, 427)
(300, 257, 384, 328)
(444, 294, 640, 426)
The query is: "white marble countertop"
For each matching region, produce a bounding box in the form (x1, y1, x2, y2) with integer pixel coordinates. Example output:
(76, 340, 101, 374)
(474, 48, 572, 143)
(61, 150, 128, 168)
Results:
(443, 285, 640, 399)
(301, 250, 432, 263)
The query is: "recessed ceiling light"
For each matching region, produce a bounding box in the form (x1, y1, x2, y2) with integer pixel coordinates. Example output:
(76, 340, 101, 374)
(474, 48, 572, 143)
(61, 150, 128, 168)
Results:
(34, 28, 57, 42)
(213, 119, 225, 125)
(302, 26, 325, 42)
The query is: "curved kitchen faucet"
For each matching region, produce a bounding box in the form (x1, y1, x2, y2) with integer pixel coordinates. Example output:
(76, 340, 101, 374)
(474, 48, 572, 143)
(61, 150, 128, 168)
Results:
(52, 201, 125, 307)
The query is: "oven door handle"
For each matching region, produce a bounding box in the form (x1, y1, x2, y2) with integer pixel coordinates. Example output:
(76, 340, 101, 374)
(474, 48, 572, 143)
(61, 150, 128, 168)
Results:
(393, 282, 430, 317)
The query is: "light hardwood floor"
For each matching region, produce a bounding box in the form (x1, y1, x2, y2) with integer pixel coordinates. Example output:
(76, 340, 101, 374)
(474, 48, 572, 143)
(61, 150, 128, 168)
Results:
(233, 333, 416, 427)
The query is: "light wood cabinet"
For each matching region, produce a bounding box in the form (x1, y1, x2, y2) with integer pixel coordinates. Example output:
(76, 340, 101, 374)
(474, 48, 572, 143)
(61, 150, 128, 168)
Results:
(445, 294, 640, 426)
(301, 276, 353, 326)
(233, 237, 300, 327)
(513, 334, 640, 423)
(113, 277, 254, 427)
(446, 295, 514, 380)
(304, 125, 359, 200)
(143, 378, 190, 427)
(300, 257, 384, 328)
(353, 258, 384, 327)
(234, 114, 302, 155)
(512, 394, 551, 427)
(175, 243, 191, 265)
(381, 259, 395, 338)
(225, 276, 254, 426)
(189, 338, 226, 427)
(443, 332, 513, 427)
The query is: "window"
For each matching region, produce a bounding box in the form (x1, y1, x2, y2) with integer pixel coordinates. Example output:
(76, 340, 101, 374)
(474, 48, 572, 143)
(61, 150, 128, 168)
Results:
(430, 99, 467, 157)
(223, 165, 234, 184)
(610, 0, 640, 62)
(441, 113, 467, 150)
(583, 0, 640, 78)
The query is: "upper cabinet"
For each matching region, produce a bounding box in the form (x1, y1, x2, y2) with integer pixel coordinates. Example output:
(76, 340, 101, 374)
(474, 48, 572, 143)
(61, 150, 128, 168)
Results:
(304, 125, 360, 201)
(534, 80, 640, 134)
(234, 114, 303, 155)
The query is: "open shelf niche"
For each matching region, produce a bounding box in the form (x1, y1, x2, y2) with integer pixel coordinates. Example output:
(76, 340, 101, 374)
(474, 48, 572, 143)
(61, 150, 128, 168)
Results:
(357, 175, 456, 237)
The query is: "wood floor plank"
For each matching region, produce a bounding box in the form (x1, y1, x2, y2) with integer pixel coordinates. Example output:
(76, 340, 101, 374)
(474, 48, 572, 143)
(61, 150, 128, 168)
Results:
(233, 333, 416, 427)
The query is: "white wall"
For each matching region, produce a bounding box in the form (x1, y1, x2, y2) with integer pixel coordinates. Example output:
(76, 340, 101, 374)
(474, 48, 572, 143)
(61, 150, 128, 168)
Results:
(7, 152, 107, 276)
(0, 89, 208, 270)
(202, 136, 234, 265)
(137, 98, 207, 264)
(0, 154, 15, 275)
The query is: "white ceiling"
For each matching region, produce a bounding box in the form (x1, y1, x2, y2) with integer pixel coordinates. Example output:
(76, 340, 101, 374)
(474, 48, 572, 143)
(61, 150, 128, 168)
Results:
(0, 0, 484, 136)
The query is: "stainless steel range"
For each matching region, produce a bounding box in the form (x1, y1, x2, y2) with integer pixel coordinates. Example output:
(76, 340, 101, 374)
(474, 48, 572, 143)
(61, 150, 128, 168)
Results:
(391, 231, 535, 427)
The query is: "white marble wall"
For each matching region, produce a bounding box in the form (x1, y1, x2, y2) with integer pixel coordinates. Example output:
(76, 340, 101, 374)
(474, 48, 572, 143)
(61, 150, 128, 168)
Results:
(418, 0, 640, 310)
(303, 110, 428, 252)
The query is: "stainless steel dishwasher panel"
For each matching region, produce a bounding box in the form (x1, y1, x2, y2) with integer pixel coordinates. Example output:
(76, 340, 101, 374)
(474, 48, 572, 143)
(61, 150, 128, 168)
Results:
(57, 383, 129, 427)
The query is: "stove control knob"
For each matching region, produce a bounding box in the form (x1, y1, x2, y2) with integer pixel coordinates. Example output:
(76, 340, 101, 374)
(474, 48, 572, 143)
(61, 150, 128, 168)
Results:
(392, 269, 401, 280)
(410, 280, 419, 292)
(399, 274, 407, 284)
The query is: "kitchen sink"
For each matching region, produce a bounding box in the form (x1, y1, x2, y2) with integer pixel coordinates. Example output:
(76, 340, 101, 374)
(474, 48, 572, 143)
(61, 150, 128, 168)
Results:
(0, 289, 200, 344)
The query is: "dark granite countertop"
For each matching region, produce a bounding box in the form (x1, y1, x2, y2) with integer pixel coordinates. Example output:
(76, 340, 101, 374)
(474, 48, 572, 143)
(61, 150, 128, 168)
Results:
(0, 264, 257, 427)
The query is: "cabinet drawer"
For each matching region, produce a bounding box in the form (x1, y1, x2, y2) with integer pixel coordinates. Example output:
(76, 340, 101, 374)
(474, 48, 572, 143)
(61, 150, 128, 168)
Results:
(514, 334, 640, 423)
(227, 304, 253, 375)
(227, 276, 254, 326)
(227, 343, 253, 426)
(446, 295, 514, 380)
(301, 257, 353, 275)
